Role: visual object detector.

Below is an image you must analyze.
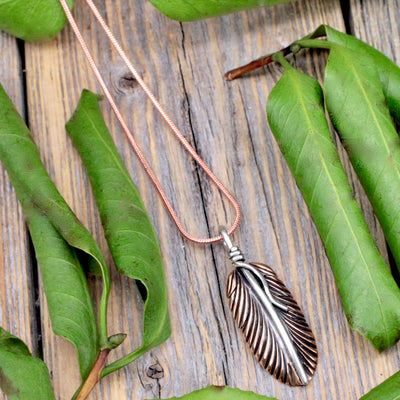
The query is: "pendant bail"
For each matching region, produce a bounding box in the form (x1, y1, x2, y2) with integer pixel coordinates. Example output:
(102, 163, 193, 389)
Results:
(221, 229, 245, 265)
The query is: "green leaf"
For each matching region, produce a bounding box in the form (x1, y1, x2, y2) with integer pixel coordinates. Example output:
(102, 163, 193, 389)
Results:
(0, 0, 75, 42)
(310, 25, 400, 123)
(267, 56, 400, 351)
(148, 0, 295, 21)
(0, 82, 109, 377)
(152, 386, 278, 400)
(360, 371, 400, 399)
(0, 327, 56, 400)
(322, 43, 400, 279)
(66, 90, 170, 376)
(25, 201, 99, 380)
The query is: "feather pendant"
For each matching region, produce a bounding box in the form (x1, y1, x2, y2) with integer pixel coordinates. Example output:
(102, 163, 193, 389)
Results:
(226, 262, 318, 386)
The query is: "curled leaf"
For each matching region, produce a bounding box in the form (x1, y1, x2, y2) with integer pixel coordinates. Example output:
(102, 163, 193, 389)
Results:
(25, 203, 99, 379)
(267, 57, 400, 351)
(308, 25, 400, 122)
(322, 43, 400, 278)
(0, 82, 107, 377)
(66, 90, 170, 375)
(0, 328, 56, 400)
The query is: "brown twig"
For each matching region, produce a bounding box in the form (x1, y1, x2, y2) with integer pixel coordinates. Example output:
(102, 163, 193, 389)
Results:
(224, 54, 274, 80)
(224, 45, 292, 80)
(75, 349, 110, 400)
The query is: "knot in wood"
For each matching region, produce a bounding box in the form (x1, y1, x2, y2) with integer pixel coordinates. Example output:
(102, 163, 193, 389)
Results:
(118, 73, 138, 91)
(146, 362, 164, 379)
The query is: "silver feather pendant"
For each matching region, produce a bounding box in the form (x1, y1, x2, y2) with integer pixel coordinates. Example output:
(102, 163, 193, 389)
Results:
(221, 231, 318, 386)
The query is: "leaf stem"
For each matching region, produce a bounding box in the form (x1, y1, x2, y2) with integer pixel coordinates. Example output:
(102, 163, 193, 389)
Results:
(74, 348, 110, 400)
(293, 38, 332, 50)
(224, 24, 330, 81)
(272, 52, 293, 70)
(100, 346, 148, 378)
(89, 254, 110, 348)
(98, 275, 110, 347)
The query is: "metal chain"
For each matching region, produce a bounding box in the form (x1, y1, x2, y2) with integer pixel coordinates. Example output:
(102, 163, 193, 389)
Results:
(58, 0, 242, 244)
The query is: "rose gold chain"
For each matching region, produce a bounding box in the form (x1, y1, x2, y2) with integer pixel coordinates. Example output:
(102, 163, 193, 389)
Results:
(58, 0, 241, 244)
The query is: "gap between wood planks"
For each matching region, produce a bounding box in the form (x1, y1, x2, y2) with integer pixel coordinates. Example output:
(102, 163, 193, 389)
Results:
(16, 38, 44, 361)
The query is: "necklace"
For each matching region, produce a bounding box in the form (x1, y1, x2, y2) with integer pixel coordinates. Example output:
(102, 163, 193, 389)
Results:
(58, 0, 318, 386)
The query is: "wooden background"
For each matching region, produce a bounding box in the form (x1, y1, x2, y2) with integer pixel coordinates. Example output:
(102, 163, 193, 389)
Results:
(1, 0, 400, 399)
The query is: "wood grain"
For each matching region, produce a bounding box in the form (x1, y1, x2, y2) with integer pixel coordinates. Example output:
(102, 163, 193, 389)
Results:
(0, 34, 38, 400)
(0, 0, 398, 399)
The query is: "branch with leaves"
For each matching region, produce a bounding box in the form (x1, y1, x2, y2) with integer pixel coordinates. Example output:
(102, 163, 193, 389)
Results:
(227, 24, 400, 353)
(0, 84, 170, 400)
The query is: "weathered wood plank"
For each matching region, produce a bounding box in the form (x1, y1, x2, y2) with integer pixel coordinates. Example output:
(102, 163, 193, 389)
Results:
(18, 0, 400, 399)
(0, 34, 37, 400)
